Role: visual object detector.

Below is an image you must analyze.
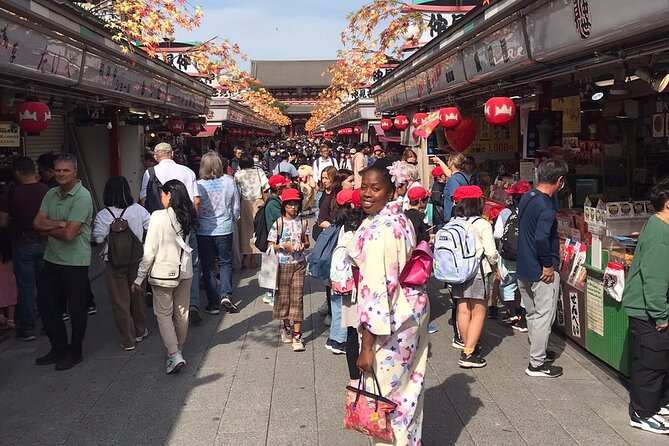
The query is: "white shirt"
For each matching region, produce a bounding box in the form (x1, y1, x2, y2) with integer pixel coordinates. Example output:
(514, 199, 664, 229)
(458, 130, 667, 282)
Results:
(139, 159, 199, 202)
(92, 204, 151, 260)
(312, 156, 339, 183)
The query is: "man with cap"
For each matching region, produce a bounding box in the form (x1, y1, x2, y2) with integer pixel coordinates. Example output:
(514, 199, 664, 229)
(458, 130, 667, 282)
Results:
(139, 143, 204, 324)
(429, 165, 449, 228)
(261, 175, 292, 306)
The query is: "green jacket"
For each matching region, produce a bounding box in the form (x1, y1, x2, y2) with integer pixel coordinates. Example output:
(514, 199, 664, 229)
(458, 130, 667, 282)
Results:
(622, 215, 669, 325)
(264, 195, 282, 236)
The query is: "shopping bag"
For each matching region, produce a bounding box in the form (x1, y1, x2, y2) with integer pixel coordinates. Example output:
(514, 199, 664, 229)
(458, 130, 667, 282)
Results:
(343, 370, 397, 442)
(258, 247, 279, 290)
(603, 261, 625, 302)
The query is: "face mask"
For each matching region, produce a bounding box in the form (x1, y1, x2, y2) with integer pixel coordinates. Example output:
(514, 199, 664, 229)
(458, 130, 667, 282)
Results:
(253, 157, 260, 163)
(270, 151, 276, 156)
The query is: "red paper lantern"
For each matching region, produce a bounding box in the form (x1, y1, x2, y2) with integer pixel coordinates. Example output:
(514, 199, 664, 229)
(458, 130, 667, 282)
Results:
(353, 126, 363, 135)
(393, 115, 410, 131)
(412, 113, 428, 128)
(439, 107, 461, 130)
(345, 127, 354, 135)
(380, 118, 394, 131)
(17, 101, 51, 134)
(186, 122, 201, 136)
(484, 97, 516, 126)
(168, 119, 184, 136)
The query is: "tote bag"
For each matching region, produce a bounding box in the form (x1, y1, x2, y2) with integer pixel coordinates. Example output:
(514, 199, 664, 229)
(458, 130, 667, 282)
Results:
(258, 246, 279, 290)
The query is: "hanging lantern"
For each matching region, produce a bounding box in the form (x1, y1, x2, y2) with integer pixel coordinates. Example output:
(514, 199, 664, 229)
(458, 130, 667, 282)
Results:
(412, 112, 428, 128)
(393, 115, 410, 131)
(17, 101, 51, 134)
(168, 119, 184, 136)
(343, 127, 354, 135)
(439, 107, 462, 130)
(484, 97, 516, 126)
(186, 122, 201, 136)
(380, 118, 394, 131)
(353, 126, 363, 135)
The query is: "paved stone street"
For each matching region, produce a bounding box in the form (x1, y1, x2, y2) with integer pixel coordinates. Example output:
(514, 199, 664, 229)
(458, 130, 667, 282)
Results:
(0, 263, 666, 446)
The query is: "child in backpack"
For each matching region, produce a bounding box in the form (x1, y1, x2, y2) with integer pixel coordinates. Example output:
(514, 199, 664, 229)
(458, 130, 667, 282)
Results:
(268, 188, 310, 352)
(261, 175, 292, 306)
(450, 185, 499, 368)
(493, 180, 532, 331)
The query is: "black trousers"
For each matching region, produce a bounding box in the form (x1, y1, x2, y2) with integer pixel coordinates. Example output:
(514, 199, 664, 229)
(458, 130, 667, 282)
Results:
(37, 262, 89, 357)
(629, 317, 669, 417)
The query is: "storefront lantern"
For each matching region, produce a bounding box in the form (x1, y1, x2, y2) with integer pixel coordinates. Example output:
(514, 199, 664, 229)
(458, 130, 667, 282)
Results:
(345, 127, 355, 135)
(380, 118, 394, 131)
(353, 126, 363, 135)
(484, 97, 516, 126)
(393, 115, 409, 131)
(439, 107, 461, 130)
(186, 122, 201, 136)
(412, 112, 428, 128)
(17, 101, 51, 134)
(168, 119, 184, 136)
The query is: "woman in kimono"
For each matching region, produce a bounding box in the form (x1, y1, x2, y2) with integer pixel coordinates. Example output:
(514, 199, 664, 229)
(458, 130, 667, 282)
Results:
(349, 160, 430, 446)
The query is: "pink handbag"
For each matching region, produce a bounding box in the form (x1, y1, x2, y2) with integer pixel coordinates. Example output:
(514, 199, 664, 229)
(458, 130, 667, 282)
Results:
(399, 241, 433, 286)
(344, 370, 397, 442)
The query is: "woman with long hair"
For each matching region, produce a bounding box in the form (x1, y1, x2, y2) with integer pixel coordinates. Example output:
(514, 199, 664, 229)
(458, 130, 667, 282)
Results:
(234, 154, 269, 269)
(132, 180, 198, 374)
(349, 160, 430, 444)
(93, 176, 150, 351)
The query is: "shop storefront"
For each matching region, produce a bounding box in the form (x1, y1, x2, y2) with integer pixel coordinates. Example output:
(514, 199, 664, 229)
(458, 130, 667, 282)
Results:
(322, 98, 378, 145)
(207, 98, 277, 151)
(371, 0, 669, 375)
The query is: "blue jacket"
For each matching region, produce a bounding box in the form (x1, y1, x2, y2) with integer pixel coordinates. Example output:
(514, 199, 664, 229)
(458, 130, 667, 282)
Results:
(443, 171, 471, 222)
(516, 189, 559, 282)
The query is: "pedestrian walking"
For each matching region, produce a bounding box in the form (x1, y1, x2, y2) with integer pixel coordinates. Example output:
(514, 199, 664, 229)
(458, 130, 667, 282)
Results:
(516, 158, 568, 378)
(442, 153, 471, 222)
(33, 154, 93, 371)
(234, 155, 269, 269)
(133, 180, 197, 374)
(268, 188, 310, 352)
(93, 176, 150, 351)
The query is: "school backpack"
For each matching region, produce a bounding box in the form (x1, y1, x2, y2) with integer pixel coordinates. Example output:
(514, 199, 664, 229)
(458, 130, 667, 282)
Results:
(106, 207, 144, 267)
(253, 195, 281, 252)
(307, 223, 341, 280)
(499, 209, 519, 261)
(330, 228, 355, 294)
(144, 167, 164, 213)
(433, 217, 481, 284)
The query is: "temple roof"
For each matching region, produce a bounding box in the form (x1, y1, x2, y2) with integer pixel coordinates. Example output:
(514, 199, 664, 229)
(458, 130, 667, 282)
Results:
(250, 60, 336, 88)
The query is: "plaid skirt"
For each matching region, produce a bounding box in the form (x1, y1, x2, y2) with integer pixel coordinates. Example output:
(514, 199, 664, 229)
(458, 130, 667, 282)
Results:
(273, 261, 306, 322)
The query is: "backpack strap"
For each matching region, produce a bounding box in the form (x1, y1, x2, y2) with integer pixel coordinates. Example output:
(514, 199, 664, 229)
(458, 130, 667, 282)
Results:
(276, 217, 284, 244)
(106, 207, 116, 219)
(119, 207, 128, 219)
(455, 171, 470, 186)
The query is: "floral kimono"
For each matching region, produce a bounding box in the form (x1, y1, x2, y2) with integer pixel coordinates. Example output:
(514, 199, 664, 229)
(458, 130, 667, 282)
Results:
(348, 200, 430, 446)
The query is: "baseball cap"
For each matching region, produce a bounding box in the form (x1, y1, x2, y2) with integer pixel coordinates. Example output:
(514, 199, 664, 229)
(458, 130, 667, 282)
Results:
(154, 142, 173, 155)
(269, 175, 292, 189)
(505, 180, 532, 195)
(407, 186, 431, 202)
(336, 189, 355, 206)
(431, 166, 445, 177)
(349, 148, 357, 155)
(351, 188, 362, 208)
(453, 185, 484, 202)
(280, 188, 301, 203)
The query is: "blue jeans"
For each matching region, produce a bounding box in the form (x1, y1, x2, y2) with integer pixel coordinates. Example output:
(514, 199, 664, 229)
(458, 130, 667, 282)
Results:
(13, 242, 46, 337)
(329, 292, 347, 343)
(189, 234, 201, 308)
(197, 234, 234, 306)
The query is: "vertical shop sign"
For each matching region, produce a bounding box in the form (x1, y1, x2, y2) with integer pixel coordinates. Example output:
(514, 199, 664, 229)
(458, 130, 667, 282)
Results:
(572, 0, 592, 39)
(556, 290, 565, 327)
(569, 291, 581, 338)
(586, 278, 604, 336)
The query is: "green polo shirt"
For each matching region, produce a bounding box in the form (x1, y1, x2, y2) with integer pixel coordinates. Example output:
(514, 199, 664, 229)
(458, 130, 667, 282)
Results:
(40, 180, 93, 267)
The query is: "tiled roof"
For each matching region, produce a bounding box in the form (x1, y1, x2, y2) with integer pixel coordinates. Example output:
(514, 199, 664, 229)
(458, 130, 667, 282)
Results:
(250, 60, 337, 88)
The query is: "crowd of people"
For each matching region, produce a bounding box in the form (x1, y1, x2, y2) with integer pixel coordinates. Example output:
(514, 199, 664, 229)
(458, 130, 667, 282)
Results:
(0, 137, 667, 443)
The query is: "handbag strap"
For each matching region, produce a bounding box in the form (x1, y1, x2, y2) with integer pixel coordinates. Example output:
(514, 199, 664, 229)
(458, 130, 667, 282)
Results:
(355, 368, 384, 411)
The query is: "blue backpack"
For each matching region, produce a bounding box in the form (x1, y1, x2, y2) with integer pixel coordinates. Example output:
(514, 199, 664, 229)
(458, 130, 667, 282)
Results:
(307, 224, 341, 280)
(433, 217, 481, 284)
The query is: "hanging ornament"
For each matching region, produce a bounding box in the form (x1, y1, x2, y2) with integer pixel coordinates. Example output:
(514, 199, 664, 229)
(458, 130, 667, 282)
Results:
(445, 116, 477, 153)
(17, 101, 51, 134)
(484, 97, 516, 126)
(187, 122, 201, 136)
(393, 115, 409, 131)
(353, 126, 363, 135)
(412, 113, 428, 128)
(439, 107, 462, 130)
(380, 118, 394, 131)
(168, 119, 184, 136)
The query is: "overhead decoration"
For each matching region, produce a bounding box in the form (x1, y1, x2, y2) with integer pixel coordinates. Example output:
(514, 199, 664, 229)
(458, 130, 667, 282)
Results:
(186, 122, 201, 136)
(393, 115, 409, 131)
(445, 116, 477, 153)
(168, 119, 184, 136)
(412, 113, 428, 128)
(17, 101, 51, 134)
(413, 110, 441, 139)
(380, 118, 394, 132)
(353, 126, 363, 135)
(439, 107, 462, 130)
(484, 97, 516, 126)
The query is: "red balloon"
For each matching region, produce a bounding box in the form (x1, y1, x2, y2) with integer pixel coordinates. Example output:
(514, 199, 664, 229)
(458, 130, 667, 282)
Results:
(353, 126, 363, 135)
(445, 116, 477, 153)
(393, 115, 409, 131)
(485, 97, 516, 126)
(187, 122, 201, 136)
(17, 101, 51, 134)
(380, 118, 394, 131)
(439, 107, 461, 130)
(168, 119, 184, 136)
(412, 112, 428, 128)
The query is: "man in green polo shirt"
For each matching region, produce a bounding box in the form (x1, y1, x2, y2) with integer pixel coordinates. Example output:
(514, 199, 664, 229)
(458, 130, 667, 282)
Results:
(33, 154, 93, 371)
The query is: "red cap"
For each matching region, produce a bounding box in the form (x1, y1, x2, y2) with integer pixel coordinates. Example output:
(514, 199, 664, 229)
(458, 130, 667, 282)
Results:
(407, 186, 431, 202)
(269, 175, 292, 189)
(351, 188, 362, 208)
(453, 185, 484, 202)
(505, 180, 532, 195)
(431, 166, 445, 177)
(280, 188, 301, 203)
(336, 189, 355, 206)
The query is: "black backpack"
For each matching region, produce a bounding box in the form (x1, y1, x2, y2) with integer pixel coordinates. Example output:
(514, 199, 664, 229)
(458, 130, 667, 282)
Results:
(106, 208, 144, 267)
(144, 167, 164, 213)
(253, 195, 280, 252)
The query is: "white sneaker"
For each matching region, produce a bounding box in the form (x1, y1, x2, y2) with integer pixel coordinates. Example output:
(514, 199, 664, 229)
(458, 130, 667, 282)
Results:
(262, 292, 272, 304)
(292, 336, 305, 352)
(166, 351, 186, 374)
(280, 328, 292, 344)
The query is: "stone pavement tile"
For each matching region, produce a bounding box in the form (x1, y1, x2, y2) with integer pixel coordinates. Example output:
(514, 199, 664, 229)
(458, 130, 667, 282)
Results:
(214, 431, 266, 446)
(318, 429, 371, 446)
(560, 379, 627, 406)
(422, 428, 476, 446)
(455, 402, 524, 446)
(518, 375, 575, 401)
(542, 400, 630, 446)
(113, 406, 180, 445)
(220, 386, 272, 433)
(65, 411, 130, 445)
(165, 408, 223, 446)
(422, 385, 465, 430)
(264, 427, 319, 446)
(181, 372, 234, 410)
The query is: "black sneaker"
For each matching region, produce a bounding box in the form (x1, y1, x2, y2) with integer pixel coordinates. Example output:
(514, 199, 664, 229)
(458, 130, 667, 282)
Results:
(220, 296, 239, 313)
(61, 313, 70, 322)
(512, 317, 528, 333)
(55, 353, 83, 371)
(630, 410, 669, 435)
(488, 306, 498, 319)
(451, 336, 465, 349)
(525, 362, 563, 378)
(16, 333, 36, 342)
(205, 304, 220, 315)
(35, 349, 62, 366)
(458, 351, 487, 368)
(544, 350, 556, 364)
(325, 339, 346, 355)
(87, 305, 97, 315)
(189, 306, 203, 325)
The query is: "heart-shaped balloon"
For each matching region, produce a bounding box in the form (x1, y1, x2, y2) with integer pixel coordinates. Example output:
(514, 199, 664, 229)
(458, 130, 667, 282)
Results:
(445, 116, 477, 153)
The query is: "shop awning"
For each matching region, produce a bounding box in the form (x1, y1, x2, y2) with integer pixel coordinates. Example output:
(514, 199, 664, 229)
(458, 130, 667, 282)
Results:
(379, 135, 401, 143)
(372, 124, 385, 136)
(191, 125, 219, 138)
